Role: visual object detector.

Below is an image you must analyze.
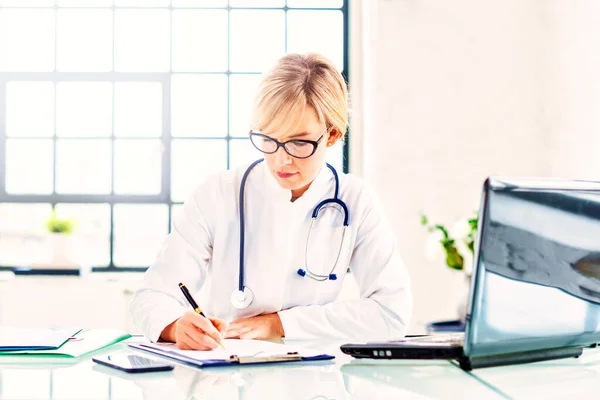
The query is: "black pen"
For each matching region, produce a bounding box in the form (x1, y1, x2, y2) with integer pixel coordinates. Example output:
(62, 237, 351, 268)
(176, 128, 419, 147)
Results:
(178, 282, 226, 350)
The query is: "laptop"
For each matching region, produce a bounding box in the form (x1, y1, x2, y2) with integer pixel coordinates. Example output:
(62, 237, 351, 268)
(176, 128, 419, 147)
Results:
(341, 177, 600, 370)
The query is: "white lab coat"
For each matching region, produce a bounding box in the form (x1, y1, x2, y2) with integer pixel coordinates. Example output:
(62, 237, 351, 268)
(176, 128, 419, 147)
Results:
(130, 161, 412, 342)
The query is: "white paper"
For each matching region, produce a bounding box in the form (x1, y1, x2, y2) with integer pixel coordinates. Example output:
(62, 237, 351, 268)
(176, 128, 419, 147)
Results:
(143, 339, 320, 361)
(0, 327, 81, 349)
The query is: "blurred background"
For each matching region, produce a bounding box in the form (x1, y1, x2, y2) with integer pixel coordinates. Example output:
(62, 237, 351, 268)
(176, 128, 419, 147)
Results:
(1, 0, 599, 336)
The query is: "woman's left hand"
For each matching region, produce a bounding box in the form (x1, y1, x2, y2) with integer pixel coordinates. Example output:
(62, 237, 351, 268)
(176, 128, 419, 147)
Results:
(224, 313, 285, 340)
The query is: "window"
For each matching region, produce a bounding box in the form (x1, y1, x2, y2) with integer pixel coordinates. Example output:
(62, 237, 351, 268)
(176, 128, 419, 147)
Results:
(0, 1, 349, 270)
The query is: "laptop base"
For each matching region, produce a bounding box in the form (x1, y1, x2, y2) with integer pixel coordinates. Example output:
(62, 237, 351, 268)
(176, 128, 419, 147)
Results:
(458, 346, 583, 371)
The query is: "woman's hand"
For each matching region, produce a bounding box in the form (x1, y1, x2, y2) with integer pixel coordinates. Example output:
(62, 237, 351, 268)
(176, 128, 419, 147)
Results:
(160, 311, 228, 350)
(224, 313, 285, 340)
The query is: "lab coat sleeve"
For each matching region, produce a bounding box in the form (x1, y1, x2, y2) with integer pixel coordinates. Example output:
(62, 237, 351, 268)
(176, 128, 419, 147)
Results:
(129, 185, 215, 342)
(278, 185, 412, 340)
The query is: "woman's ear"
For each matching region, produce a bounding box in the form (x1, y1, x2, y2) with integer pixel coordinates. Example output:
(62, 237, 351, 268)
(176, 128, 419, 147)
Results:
(326, 128, 343, 147)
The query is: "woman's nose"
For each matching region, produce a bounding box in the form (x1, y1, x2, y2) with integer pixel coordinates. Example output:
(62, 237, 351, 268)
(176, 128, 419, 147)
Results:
(273, 145, 292, 165)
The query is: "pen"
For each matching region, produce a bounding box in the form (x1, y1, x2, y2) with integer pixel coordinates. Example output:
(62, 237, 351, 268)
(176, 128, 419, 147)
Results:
(178, 282, 226, 350)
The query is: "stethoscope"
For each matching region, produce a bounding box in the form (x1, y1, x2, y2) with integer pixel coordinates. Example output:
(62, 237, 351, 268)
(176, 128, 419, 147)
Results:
(230, 159, 350, 310)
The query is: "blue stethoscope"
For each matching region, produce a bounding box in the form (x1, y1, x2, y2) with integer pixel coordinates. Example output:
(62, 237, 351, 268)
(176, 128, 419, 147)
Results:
(230, 159, 350, 310)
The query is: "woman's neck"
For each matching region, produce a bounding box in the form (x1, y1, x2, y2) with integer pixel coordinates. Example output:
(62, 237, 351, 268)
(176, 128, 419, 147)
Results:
(291, 181, 312, 201)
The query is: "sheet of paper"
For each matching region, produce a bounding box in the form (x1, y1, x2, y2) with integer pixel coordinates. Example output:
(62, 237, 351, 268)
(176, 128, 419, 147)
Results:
(0, 327, 81, 350)
(144, 339, 320, 361)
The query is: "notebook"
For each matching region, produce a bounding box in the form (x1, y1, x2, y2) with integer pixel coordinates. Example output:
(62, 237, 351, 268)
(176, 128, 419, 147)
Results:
(0, 329, 131, 357)
(341, 177, 600, 370)
(130, 339, 334, 367)
(0, 327, 82, 351)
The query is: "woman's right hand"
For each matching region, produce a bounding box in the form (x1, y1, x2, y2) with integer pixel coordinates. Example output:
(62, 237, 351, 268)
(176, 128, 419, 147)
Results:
(160, 311, 227, 350)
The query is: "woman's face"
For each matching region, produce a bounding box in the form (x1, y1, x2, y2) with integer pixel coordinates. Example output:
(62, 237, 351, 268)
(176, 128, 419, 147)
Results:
(259, 105, 340, 198)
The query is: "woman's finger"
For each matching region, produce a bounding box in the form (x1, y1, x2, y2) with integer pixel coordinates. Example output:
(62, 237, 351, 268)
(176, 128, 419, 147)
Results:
(224, 328, 240, 339)
(210, 317, 228, 334)
(186, 313, 223, 342)
(182, 329, 214, 350)
(196, 332, 220, 349)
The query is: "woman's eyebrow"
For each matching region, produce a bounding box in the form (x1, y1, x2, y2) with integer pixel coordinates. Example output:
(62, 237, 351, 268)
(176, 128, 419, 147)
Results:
(287, 131, 311, 139)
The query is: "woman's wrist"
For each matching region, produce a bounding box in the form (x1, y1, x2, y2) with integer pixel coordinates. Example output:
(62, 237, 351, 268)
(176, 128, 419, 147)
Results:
(160, 319, 178, 342)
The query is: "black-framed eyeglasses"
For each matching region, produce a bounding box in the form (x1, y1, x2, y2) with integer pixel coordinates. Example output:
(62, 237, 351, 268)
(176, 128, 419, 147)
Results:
(249, 130, 325, 159)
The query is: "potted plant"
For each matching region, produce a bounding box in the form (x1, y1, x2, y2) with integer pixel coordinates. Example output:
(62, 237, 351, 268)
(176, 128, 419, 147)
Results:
(46, 210, 76, 267)
(420, 211, 478, 322)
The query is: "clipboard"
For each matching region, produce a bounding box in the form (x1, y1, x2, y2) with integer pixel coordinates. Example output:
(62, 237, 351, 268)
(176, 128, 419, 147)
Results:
(128, 341, 334, 368)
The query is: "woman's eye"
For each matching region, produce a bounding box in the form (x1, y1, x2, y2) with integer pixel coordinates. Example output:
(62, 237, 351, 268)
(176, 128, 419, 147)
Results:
(290, 141, 309, 148)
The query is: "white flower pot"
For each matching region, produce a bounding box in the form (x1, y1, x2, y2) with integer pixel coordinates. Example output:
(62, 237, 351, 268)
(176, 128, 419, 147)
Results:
(50, 233, 75, 267)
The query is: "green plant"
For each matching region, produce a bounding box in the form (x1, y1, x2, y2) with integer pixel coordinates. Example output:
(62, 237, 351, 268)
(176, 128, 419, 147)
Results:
(46, 210, 75, 235)
(420, 212, 478, 271)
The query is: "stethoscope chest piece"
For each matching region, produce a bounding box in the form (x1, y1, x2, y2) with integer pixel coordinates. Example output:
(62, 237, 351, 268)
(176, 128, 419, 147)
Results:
(230, 286, 254, 310)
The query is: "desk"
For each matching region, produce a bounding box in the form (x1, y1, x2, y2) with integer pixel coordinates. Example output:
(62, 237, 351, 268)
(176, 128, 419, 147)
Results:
(471, 347, 600, 399)
(0, 339, 504, 400)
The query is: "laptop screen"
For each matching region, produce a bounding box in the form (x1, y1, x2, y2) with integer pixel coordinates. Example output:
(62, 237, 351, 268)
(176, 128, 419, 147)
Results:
(464, 178, 600, 357)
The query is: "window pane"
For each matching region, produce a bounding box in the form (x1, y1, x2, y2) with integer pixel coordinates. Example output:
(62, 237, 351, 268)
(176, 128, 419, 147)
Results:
(6, 82, 54, 137)
(115, 10, 170, 72)
(229, 74, 261, 137)
(171, 139, 227, 202)
(114, 139, 162, 195)
(172, 0, 227, 6)
(55, 203, 110, 267)
(58, 0, 113, 6)
(115, 0, 170, 6)
(172, 10, 228, 72)
(0, 204, 52, 267)
(0, 0, 53, 5)
(6, 139, 53, 195)
(114, 204, 168, 267)
(230, 139, 262, 169)
(0, 9, 55, 72)
(56, 82, 112, 137)
(56, 9, 113, 72)
(287, 0, 343, 7)
(114, 82, 162, 138)
(230, 10, 285, 72)
(56, 139, 112, 194)
(230, 0, 284, 6)
(287, 10, 344, 71)
(171, 74, 227, 137)
(326, 141, 344, 173)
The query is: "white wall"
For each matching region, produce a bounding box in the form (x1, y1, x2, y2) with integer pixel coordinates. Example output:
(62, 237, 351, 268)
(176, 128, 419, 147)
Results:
(544, 0, 600, 179)
(351, 0, 600, 332)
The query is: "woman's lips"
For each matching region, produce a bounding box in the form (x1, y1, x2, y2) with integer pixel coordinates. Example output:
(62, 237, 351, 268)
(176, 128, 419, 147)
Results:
(277, 171, 296, 179)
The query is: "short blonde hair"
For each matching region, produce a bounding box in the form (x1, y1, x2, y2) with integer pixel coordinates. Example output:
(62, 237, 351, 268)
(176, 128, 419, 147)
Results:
(252, 53, 349, 140)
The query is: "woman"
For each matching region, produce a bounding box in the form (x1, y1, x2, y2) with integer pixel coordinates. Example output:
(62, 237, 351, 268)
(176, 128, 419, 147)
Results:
(130, 53, 411, 350)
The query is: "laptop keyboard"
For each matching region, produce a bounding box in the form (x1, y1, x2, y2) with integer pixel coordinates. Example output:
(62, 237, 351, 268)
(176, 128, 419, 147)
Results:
(398, 333, 465, 345)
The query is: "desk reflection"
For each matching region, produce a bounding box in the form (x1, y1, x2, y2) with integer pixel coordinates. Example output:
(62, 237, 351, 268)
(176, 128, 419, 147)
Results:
(471, 348, 600, 399)
(92, 359, 348, 400)
(340, 359, 506, 400)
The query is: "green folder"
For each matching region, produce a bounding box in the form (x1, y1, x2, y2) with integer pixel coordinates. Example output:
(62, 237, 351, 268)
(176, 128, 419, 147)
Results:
(0, 329, 131, 358)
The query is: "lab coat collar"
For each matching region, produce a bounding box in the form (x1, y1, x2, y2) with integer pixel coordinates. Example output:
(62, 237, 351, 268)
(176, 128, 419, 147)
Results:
(259, 161, 334, 204)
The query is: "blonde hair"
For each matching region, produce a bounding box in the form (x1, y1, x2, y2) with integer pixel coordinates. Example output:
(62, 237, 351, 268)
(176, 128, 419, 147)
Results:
(251, 53, 349, 140)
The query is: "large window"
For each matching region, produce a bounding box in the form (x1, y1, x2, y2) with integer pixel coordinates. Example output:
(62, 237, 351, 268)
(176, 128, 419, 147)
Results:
(0, 0, 348, 270)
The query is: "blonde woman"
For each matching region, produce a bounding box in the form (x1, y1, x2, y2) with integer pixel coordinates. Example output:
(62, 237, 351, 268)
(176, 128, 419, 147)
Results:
(130, 53, 412, 350)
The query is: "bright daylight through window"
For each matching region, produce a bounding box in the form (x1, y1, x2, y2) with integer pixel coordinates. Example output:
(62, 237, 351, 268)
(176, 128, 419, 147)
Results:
(0, 0, 348, 270)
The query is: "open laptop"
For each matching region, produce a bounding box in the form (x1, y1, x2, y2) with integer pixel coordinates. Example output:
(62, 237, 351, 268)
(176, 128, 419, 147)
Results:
(341, 177, 600, 370)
